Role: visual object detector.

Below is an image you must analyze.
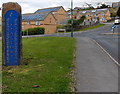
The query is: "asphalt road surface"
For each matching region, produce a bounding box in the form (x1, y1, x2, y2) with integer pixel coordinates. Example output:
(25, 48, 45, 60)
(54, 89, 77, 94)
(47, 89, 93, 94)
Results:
(74, 24, 119, 63)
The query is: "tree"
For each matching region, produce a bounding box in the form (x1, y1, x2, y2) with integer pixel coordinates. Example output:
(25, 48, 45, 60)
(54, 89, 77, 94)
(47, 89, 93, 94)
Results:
(68, 16, 86, 29)
(117, 7, 120, 17)
(97, 2, 109, 9)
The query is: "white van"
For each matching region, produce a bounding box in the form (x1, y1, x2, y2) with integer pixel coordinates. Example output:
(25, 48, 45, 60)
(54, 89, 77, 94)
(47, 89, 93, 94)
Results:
(114, 19, 120, 25)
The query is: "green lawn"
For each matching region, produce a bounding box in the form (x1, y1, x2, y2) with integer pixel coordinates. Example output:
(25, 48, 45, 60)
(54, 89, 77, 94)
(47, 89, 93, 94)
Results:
(77, 24, 105, 31)
(2, 37, 75, 92)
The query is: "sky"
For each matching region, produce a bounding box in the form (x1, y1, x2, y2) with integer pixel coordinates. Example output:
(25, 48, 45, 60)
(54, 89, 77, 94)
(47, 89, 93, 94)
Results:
(0, 0, 120, 16)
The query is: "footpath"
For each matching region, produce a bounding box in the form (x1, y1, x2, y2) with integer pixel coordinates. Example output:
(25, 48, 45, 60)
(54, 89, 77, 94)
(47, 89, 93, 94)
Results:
(75, 37, 118, 92)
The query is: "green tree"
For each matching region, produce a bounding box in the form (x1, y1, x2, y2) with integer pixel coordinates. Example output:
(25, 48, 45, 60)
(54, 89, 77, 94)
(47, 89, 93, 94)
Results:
(68, 16, 86, 28)
(117, 7, 120, 17)
(100, 4, 109, 8)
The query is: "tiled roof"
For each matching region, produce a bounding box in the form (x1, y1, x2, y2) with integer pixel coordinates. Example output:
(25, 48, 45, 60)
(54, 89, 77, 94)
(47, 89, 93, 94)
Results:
(35, 6, 62, 13)
(22, 13, 49, 21)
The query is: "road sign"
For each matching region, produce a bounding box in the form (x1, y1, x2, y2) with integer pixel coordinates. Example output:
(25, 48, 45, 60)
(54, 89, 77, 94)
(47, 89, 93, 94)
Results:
(112, 25, 116, 29)
(4, 10, 20, 66)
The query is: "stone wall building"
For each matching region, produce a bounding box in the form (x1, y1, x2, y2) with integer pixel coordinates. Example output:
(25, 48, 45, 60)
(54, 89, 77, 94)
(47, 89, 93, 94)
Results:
(22, 12, 57, 34)
(22, 6, 68, 34)
(73, 8, 111, 25)
(112, 2, 120, 8)
(35, 6, 67, 24)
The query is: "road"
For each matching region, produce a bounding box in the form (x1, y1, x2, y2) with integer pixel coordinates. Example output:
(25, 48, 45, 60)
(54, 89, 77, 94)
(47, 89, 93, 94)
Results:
(74, 24, 119, 64)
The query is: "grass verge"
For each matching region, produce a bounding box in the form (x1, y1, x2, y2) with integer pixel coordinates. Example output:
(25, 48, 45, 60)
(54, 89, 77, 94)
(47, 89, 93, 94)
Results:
(2, 37, 75, 92)
(77, 24, 105, 31)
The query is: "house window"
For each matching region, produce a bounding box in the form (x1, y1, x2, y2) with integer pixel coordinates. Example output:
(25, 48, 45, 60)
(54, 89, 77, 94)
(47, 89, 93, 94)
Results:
(100, 17, 105, 21)
(36, 21, 40, 25)
(27, 21, 30, 25)
(50, 18, 52, 23)
(101, 14, 104, 16)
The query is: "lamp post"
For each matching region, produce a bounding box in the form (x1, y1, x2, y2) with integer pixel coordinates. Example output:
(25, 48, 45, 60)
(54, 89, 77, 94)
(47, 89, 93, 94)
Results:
(71, 0, 73, 37)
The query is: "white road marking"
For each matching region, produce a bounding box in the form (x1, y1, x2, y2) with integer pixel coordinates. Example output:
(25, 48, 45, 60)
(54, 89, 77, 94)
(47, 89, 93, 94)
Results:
(92, 39, 120, 67)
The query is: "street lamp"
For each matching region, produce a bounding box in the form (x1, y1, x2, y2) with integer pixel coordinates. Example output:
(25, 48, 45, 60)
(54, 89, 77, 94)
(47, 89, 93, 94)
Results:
(71, 0, 73, 37)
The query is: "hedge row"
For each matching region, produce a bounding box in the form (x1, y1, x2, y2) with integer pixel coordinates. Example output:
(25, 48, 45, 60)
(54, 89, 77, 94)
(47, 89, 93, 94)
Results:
(22, 27, 45, 35)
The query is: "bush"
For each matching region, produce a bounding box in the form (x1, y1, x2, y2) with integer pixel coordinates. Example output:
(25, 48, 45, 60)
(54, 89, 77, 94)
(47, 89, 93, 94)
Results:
(22, 27, 45, 35)
(57, 25, 66, 29)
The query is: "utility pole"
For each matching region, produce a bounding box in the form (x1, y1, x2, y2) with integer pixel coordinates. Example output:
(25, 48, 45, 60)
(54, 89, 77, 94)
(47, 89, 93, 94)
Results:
(71, 0, 73, 37)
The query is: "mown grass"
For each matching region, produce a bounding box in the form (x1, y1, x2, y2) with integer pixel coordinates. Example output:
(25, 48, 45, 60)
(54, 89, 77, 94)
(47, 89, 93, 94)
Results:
(77, 24, 105, 31)
(2, 37, 75, 92)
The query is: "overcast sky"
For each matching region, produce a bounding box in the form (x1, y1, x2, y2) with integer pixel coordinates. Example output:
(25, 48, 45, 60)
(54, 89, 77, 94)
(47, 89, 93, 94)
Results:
(0, 0, 119, 16)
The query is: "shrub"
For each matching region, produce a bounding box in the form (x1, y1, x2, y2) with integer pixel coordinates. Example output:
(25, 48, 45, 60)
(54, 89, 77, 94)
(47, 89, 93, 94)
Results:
(57, 25, 66, 29)
(22, 27, 45, 35)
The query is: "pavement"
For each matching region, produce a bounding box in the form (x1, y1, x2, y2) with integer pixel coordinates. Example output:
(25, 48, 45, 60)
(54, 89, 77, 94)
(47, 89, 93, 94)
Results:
(75, 37, 118, 92)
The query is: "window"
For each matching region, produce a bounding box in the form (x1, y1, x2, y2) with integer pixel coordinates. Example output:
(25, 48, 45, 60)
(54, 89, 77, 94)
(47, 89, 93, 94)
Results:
(100, 17, 105, 21)
(50, 18, 52, 23)
(36, 21, 40, 25)
(101, 14, 104, 16)
(27, 21, 30, 25)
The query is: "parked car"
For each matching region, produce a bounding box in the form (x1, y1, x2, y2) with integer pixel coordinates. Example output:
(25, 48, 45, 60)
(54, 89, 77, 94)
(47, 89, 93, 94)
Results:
(114, 18, 120, 25)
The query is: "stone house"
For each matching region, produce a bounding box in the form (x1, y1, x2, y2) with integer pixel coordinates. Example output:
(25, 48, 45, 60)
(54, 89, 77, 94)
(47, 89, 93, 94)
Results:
(112, 2, 120, 8)
(35, 6, 67, 24)
(22, 12, 57, 34)
(74, 8, 111, 25)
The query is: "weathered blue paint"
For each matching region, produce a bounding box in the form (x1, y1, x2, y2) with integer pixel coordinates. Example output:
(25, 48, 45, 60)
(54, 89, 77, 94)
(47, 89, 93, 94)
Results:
(4, 10, 20, 66)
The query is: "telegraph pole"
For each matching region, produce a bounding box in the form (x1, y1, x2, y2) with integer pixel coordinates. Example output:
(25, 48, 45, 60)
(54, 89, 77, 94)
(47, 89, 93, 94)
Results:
(71, 0, 73, 37)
